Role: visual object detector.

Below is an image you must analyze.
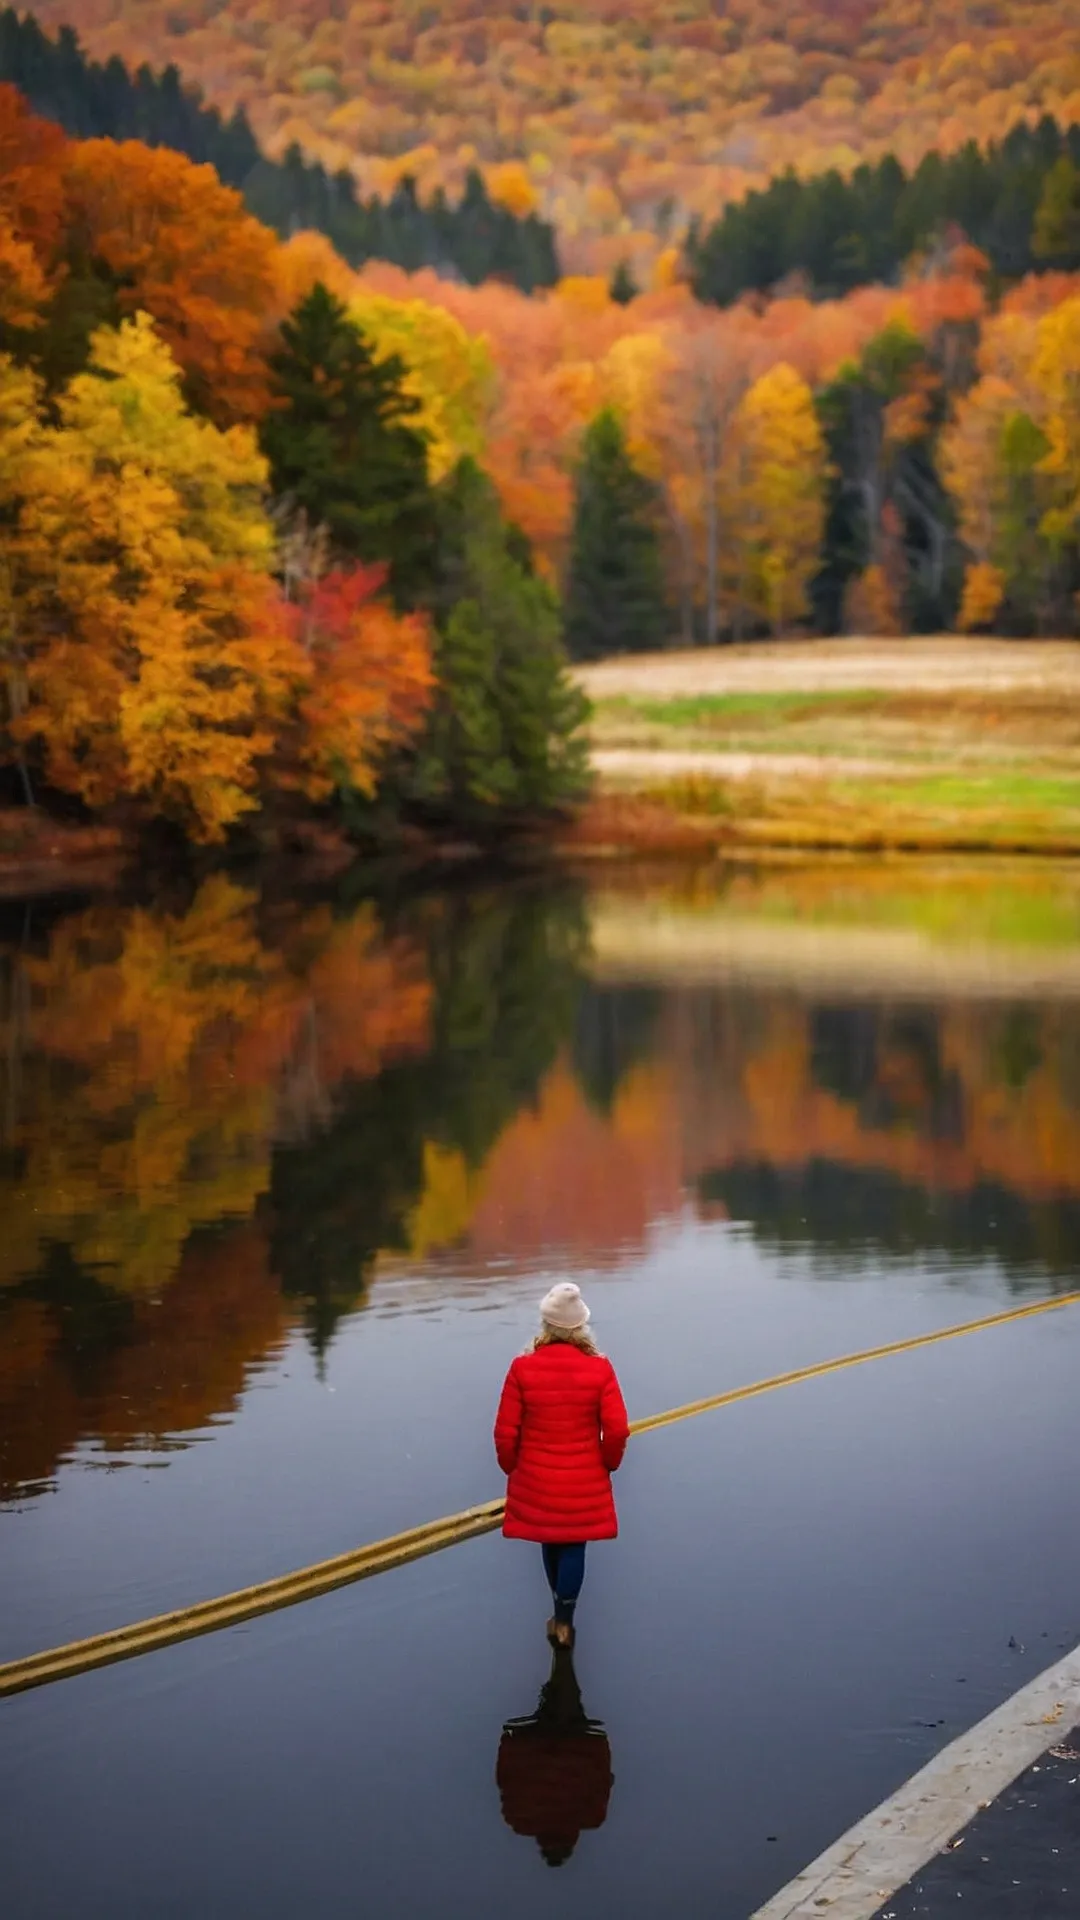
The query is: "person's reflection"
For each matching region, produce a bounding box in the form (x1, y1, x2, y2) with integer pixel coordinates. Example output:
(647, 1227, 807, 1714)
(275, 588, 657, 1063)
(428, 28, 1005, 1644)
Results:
(496, 1645, 613, 1866)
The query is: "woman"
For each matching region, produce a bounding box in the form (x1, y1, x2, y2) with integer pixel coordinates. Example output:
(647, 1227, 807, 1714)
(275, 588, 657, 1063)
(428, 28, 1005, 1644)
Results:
(494, 1281, 629, 1647)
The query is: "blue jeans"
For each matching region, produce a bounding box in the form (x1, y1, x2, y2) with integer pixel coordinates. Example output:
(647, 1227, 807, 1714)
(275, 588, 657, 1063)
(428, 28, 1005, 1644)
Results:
(542, 1542, 586, 1624)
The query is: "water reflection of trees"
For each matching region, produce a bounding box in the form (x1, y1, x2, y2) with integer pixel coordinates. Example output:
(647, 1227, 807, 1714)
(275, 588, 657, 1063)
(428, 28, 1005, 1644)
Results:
(700, 1161, 1080, 1279)
(6, 885, 1080, 1502)
(689, 990, 1080, 1282)
(268, 886, 588, 1348)
(0, 877, 589, 1498)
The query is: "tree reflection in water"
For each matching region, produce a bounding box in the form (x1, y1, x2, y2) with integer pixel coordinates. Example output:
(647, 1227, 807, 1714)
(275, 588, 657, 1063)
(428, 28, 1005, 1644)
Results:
(4, 873, 1080, 1505)
(0, 875, 589, 1498)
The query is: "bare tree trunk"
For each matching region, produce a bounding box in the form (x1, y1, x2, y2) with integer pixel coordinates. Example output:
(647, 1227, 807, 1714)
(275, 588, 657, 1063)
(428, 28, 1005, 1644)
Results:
(704, 417, 720, 647)
(5, 666, 35, 808)
(661, 321, 749, 648)
(730, 442, 751, 643)
(665, 497, 695, 647)
(1, 553, 35, 807)
(732, 548, 748, 644)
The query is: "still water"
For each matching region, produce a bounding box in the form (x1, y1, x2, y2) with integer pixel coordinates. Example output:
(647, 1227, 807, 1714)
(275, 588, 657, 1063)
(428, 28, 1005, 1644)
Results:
(3, 860, 1080, 1916)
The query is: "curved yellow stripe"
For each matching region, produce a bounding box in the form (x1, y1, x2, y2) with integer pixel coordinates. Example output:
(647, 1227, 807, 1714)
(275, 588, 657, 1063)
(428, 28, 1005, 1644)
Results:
(629, 1289, 1080, 1436)
(2, 1287, 1078, 1700)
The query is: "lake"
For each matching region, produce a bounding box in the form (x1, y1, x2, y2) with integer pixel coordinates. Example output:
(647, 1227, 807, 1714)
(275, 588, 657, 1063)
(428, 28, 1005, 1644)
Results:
(3, 857, 1080, 1916)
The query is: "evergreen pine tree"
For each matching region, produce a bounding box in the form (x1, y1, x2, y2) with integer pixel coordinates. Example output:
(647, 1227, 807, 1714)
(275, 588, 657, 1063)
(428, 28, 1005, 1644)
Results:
(260, 283, 436, 605)
(408, 458, 589, 822)
(609, 258, 638, 305)
(563, 408, 668, 661)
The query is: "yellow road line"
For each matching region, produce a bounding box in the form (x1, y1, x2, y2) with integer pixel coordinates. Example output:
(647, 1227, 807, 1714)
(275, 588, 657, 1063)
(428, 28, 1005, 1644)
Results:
(2, 1287, 1078, 1700)
(630, 1289, 1080, 1436)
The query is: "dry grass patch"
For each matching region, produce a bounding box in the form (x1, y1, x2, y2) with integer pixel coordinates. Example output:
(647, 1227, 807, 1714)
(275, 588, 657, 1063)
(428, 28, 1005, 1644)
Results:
(590, 688, 1080, 773)
(634, 768, 1080, 854)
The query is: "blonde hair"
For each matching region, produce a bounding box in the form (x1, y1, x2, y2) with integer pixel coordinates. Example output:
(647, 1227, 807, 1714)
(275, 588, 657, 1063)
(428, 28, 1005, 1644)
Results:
(530, 1324, 600, 1357)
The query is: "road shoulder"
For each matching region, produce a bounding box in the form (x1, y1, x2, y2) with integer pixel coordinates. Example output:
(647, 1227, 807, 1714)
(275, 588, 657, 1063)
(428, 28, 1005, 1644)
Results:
(752, 1645, 1080, 1919)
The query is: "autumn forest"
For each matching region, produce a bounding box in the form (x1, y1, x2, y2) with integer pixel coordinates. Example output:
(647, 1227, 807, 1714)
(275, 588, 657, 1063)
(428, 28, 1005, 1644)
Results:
(0, 5, 1078, 849)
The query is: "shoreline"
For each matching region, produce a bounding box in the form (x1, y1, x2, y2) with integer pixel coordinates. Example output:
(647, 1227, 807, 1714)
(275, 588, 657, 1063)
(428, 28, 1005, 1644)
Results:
(557, 791, 1080, 862)
(752, 1642, 1080, 1919)
(8, 761, 1080, 900)
(0, 809, 534, 901)
(0, 812, 132, 901)
(6, 807, 1080, 900)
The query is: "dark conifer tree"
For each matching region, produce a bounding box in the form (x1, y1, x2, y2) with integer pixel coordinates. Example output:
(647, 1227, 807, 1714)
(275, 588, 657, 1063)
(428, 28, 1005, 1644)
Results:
(260, 283, 436, 605)
(563, 409, 668, 661)
(405, 458, 589, 822)
(688, 119, 1080, 306)
(1033, 155, 1080, 263)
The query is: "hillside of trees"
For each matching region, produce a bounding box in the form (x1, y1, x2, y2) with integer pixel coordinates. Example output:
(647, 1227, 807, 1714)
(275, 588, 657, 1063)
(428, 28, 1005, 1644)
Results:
(23, 0, 1080, 280)
(0, 9, 559, 289)
(3, 59, 1080, 858)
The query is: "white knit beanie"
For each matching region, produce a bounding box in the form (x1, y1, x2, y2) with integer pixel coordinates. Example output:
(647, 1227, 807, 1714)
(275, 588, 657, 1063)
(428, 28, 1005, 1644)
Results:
(539, 1281, 591, 1332)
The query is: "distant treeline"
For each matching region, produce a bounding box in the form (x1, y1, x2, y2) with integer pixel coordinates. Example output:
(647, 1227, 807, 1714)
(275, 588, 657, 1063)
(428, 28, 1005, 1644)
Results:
(688, 119, 1080, 306)
(0, 7, 560, 291)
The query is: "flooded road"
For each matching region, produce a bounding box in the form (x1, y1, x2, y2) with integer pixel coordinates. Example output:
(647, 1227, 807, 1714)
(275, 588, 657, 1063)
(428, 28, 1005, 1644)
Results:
(3, 860, 1080, 1915)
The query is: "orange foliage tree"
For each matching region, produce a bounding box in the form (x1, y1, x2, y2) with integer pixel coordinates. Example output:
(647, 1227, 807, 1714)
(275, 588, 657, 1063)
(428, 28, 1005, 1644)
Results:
(292, 563, 434, 802)
(0, 83, 68, 333)
(64, 139, 281, 423)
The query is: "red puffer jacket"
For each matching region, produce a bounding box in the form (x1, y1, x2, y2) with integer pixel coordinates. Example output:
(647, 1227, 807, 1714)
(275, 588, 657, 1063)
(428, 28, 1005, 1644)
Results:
(494, 1342, 629, 1542)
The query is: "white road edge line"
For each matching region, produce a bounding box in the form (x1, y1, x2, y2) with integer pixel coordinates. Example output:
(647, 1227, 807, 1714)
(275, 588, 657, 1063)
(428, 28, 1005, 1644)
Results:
(750, 1642, 1080, 1919)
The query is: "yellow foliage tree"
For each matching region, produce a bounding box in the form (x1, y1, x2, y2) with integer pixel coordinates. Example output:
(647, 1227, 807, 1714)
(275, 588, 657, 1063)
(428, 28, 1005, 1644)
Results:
(487, 161, 539, 218)
(0, 355, 44, 798)
(1032, 294, 1080, 553)
(597, 329, 673, 475)
(941, 372, 1029, 629)
(348, 290, 494, 482)
(941, 373, 1022, 564)
(957, 560, 1007, 631)
(15, 313, 300, 838)
(724, 362, 828, 636)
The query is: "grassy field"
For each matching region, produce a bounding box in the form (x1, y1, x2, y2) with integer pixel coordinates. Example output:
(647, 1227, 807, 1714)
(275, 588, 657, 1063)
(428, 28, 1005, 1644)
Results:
(591, 688, 1080, 770)
(571, 640, 1080, 856)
